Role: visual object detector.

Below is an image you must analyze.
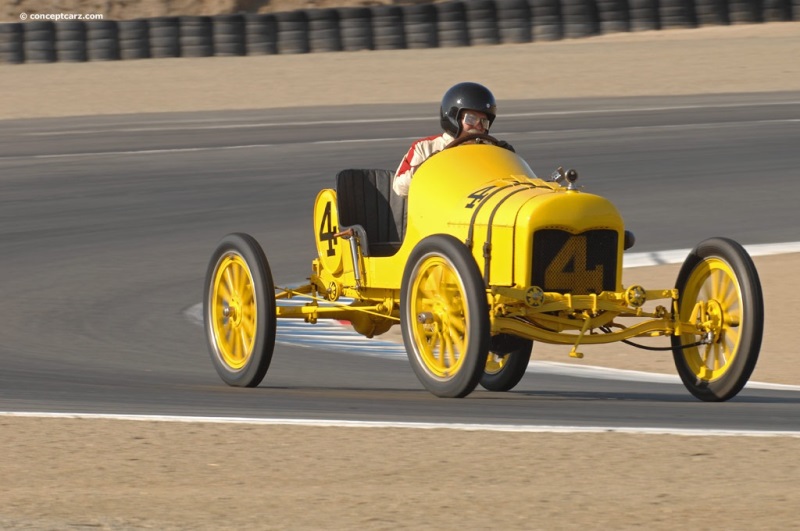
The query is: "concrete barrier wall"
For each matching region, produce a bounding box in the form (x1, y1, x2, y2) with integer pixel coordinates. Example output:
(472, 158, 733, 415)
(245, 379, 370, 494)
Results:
(0, 0, 796, 64)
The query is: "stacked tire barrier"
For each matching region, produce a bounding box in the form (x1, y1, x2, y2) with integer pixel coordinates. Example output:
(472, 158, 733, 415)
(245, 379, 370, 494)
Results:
(245, 13, 278, 55)
(180, 16, 213, 57)
(307, 9, 342, 53)
(22, 21, 56, 63)
(404, 3, 438, 48)
(55, 20, 86, 62)
(1, 0, 796, 64)
(213, 14, 246, 55)
(149, 17, 180, 58)
(372, 5, 406, 49)
(118, 19, 149, 59)
(437, 1, 470, 46)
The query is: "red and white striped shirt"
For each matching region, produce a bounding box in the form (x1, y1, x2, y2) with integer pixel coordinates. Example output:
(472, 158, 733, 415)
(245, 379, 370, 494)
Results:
(392, 132, 455, 196)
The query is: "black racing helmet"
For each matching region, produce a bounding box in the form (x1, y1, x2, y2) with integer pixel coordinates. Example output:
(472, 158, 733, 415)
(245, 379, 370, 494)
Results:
(439, 82, 497, 136)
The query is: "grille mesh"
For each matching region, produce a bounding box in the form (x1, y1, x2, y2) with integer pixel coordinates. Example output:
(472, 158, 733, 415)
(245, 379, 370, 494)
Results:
(531, 229, 618, 295)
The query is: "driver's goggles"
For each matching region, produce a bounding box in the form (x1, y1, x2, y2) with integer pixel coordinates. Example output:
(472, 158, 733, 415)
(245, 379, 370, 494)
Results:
(462, 112, 490, 130)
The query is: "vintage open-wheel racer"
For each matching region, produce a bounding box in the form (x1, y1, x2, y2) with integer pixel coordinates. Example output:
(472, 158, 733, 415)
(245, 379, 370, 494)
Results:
(203, 133, 763, 401)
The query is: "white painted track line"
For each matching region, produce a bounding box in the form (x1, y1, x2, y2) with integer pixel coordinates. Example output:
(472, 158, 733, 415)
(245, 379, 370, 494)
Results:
(2, 412, 799, 437)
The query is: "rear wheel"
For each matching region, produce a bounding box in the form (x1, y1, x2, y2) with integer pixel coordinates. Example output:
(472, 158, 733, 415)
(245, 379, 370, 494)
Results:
(401, 235, 490, 398)
(672, 237, 763, 401)
(204, 233, 276, 387)
(480, 334, 533, 392)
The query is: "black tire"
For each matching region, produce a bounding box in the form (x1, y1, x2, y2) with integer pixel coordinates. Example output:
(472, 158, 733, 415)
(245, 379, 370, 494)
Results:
(466, 0, 500, 44)
(694, 0, 731, 24)
(181, 44, 214, 57)
(531, 0, 565, 40)
(213, 14, 246, 56)
(728, 0, 764, 23)
(246, 30, 278, 54)
(87, 38, 120, 61)
(204, 233, 277, 388)
(276, 11, 310, 54)
(118, 19, 148, 40)
(307, 8, 342, 52)
(180, 17, 213, 56)
(212, 14, 245, 34)
(118, 20, 149, 59)
(0, 24, 23, 57)
(401, 235, 490, 398)
(85, 20, 118, 40)
(0, 50, 24, 63)
(438, 29, 470, 47)
(597, 0, 632, 32)
(659, 0, 699, 27)
(0, 23, 24, 63)
(55, 20, 87, 42)
(372, 33, 405, 50)
(403, 4, 438, 48)
(497, 0, 532, 42)
(148, 17, 180, 39)
(561, 0, 601, 37)
(480, 334, 533, 392)
(629, 0, 661, 29)
(180, 16, 213, 37)
(672, 237, 763, 402)
(764, 0, 792, 21)
(57, 44, 87, 62)
(22, 21, 55, 62)
(120, 45, 150, 60)
(372, 5, 406, 49)
(338, 7, 373, 51)
(23, 44, 55, 63)
(23, 20, 56, 39)
(278, 30, 311, 54)
(149, 17, 180, 57)
(150, 44, 180, 58)
(405, 26, 438, 48)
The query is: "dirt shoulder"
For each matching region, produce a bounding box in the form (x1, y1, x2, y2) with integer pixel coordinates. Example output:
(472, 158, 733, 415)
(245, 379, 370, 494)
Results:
(1, 417, 799, 530)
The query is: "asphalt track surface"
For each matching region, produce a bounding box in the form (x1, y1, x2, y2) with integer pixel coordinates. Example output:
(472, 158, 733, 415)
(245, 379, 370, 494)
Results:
(1, 92, 799, 431)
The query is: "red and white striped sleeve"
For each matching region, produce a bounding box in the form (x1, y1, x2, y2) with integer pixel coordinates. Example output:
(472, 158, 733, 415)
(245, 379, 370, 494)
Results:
(392, 133, 452, 196)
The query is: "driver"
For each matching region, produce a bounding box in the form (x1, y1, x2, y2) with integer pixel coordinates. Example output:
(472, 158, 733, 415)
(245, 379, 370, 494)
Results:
(392, 81, 514, 197)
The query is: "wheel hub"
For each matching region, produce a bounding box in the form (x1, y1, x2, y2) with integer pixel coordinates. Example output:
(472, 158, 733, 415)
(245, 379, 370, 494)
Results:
(222, 298, 242, 327)
(704, 299, 724, 343)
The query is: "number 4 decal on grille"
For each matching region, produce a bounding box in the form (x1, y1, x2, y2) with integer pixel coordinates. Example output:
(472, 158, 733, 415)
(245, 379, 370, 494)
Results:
(544, 235, 604, 294)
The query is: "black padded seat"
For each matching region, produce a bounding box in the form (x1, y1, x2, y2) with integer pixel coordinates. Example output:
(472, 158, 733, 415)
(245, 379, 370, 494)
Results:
(336, 169, 407, 257)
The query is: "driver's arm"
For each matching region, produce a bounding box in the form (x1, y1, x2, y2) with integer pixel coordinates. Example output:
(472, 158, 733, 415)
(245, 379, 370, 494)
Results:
(393, 135, 444, 197)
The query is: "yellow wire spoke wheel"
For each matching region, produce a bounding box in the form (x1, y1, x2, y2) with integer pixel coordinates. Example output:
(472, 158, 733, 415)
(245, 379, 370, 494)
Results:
(480, 334, 533, 392)
(672, 238, 763, 402)
(204, 233, 276, 387)
(409, 256, 468, 377)
(210, 254, 256, 370)
(484, 353, 507, 375)
(401, 235, 490, 398)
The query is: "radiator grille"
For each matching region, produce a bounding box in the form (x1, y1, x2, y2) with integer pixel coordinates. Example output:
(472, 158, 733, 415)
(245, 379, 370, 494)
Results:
(531, 229, 618, 295)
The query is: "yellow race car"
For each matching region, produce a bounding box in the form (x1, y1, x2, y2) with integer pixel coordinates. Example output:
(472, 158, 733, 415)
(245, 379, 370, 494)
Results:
(203, 133, 763, 401)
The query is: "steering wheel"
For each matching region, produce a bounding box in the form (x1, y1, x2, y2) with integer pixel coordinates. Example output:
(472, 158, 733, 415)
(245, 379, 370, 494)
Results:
(444, 133, 501, 149)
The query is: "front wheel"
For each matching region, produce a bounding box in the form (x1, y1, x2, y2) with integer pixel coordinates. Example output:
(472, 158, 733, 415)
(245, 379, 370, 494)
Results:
(672, 237, 763, 402)
(480, 334, 533, 392)
(204, 233, 276, 387)
(401, 235, 490, 398)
